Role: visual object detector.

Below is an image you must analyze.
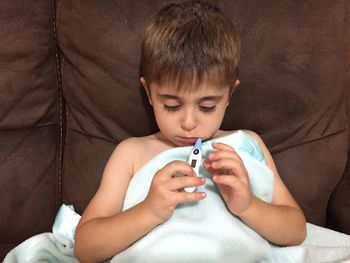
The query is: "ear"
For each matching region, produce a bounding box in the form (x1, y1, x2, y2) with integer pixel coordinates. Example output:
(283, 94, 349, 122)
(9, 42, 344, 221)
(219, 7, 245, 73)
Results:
(140, 77, 153, 105)
(234, 79, 240, 87)
(231, 79, 240, 95)
(227, 79, 240, 106)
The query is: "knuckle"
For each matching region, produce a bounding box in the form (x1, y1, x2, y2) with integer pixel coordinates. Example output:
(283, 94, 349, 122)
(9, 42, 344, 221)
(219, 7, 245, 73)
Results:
(165, 161, 178, 171)
(170, 160, 185, 167)
(169, 160, 190, 173)
(176, 175, 188, 187)
(152, 175, 162, 185)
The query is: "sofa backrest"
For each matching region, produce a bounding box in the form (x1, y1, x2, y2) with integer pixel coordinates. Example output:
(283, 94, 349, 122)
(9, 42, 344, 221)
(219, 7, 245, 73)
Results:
(0, 0, 61, 256)
(1, 0, 349, 258)
(58, 0, 350, 226)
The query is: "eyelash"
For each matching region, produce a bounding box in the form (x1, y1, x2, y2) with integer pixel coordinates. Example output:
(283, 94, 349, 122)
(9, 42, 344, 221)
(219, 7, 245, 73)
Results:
(199, 106, 216, 112)
(163, 105, 181, 112)
(163, 105, 216, 113)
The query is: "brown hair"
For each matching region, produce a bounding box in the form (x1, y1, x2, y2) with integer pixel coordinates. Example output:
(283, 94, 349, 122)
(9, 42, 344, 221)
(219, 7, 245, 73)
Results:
(140, 0, 241, 91)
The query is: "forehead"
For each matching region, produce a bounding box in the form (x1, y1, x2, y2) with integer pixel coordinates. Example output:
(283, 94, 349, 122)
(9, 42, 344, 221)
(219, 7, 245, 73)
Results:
(152, 65, 233, 92)
(150, 81, 230, 97)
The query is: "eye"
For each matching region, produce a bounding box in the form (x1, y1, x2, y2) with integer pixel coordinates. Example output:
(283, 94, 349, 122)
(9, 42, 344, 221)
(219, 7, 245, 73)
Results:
(163, 104, 181, 112)
(199, 105, 216, 113)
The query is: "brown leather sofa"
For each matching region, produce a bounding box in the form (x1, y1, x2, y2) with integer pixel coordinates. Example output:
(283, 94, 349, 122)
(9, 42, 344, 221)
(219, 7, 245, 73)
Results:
(1, 0, 349, 259)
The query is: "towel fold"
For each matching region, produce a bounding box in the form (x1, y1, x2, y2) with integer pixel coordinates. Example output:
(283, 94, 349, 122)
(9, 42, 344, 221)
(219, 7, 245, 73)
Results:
(4, 205, 80, 263)
(269, 223, 350, 263)
(52, 204, 81, 256)
(5, 130, 350, 263)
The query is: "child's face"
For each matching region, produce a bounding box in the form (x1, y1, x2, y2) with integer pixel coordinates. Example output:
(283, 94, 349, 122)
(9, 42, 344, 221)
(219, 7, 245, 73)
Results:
(142, 78, 232, 146)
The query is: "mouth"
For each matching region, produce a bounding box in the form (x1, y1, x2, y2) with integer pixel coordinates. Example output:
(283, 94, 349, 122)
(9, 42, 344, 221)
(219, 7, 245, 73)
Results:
(178, 137, 198, 145)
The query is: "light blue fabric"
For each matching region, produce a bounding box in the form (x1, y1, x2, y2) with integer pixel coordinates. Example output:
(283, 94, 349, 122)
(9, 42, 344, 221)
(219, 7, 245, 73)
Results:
(4, 204, 80, 263)
(5, 130, 350, 263)
(113, 130, 275, 262)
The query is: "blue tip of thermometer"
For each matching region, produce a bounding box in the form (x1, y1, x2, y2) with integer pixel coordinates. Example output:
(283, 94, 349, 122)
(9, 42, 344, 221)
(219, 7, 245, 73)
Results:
(184, 138, 202, 192)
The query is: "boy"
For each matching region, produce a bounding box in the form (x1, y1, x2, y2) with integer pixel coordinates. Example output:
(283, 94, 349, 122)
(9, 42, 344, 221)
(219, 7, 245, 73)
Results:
(74, 1, 306, 262)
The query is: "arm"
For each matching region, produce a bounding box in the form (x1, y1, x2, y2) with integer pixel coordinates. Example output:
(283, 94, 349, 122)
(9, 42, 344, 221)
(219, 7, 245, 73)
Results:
(74, 138, 155, 262)
(204, 131, 306, 246)
(238, 131, 306, 245)
(74, 138, 206, 263)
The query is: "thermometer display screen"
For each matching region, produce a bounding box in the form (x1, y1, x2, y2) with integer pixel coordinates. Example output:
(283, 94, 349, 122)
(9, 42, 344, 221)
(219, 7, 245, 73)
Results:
(191, 159, 197, 168)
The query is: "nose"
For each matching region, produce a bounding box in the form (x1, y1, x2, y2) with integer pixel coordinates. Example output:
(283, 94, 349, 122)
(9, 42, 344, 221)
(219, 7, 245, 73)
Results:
(180, 108, 197, 131)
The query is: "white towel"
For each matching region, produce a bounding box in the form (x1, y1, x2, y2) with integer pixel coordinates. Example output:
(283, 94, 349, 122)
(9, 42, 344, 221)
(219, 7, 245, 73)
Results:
(4, 205, 80, 263)
(5, 131, 350, 263)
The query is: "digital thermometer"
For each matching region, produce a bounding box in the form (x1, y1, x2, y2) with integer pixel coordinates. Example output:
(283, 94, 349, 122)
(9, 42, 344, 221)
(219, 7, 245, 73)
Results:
(184, 138, 202, 192)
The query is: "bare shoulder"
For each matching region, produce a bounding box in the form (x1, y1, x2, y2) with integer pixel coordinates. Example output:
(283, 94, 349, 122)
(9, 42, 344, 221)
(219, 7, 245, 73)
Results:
(112, 133, 168, 174)
(83, 136, 156, 210)
(117, 134, 163, 156)
(240, 129, 274, 163)
(120, 134, 160, 147)
(241, 129, 263, 143)
(109, 136, 150, 173)
(114, 136, 146, 156)
(241, 129, 271, 150)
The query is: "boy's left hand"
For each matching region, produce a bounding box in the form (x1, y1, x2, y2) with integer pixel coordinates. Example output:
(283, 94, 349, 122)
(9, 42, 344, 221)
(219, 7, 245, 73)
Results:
(203, 142, 252, 216)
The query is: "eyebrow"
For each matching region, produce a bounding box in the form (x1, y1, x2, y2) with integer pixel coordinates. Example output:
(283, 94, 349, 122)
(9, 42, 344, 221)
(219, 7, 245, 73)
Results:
(156, 93, 223, 103)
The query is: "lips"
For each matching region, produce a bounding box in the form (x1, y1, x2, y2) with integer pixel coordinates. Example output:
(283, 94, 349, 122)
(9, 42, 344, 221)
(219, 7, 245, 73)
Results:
(179, 137, 198, 145)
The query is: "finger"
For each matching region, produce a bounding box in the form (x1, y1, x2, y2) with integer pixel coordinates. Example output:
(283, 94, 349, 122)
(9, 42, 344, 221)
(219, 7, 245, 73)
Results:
(175, 191, 207, 204)
(207, 149, 238, 162)
(211, 142, 236, 152)
(213, 175, 241, 189)
(211, 158, 249, 179)
(204, 159, 233, 175)
(211, 143, 244, 163)
(203, 159, 213, 169)
(203, 159, 220, 174)
(169, 176, 206, 191)
(161, 160, 195, 179)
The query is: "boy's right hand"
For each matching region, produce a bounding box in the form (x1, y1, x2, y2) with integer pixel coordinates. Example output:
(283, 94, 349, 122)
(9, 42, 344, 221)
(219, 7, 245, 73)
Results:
(142, 160, 206, 224)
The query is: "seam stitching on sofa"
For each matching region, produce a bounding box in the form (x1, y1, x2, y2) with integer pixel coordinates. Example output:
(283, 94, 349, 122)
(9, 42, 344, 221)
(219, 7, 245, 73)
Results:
(51, 0, 63, 207)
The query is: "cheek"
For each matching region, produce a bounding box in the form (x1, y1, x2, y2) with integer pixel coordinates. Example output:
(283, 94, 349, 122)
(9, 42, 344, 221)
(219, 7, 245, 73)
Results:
(153, 108, 174, 129)
(211, 115, 224, 129)
(209, 107, 227, 127)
